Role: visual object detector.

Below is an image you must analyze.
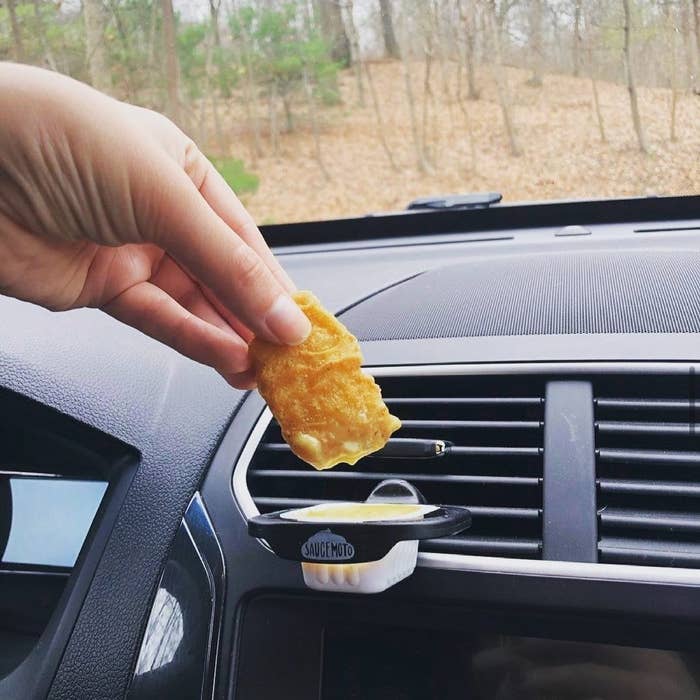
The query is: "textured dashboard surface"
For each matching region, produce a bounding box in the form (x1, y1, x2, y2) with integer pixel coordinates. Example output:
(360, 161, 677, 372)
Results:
(0, 298, 243, 700)
(341, 250, 700, 340)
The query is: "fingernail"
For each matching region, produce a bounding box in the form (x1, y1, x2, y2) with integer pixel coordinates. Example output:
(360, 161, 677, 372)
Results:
(265, 294, 311, 345)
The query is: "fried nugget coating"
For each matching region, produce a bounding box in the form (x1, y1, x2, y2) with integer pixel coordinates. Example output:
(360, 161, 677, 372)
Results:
(250, 291, 401, 470)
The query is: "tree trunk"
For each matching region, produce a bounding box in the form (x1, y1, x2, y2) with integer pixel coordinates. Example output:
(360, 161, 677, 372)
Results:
(378, 0, 399, 58)
(84, 0, 111, 92)
(244, 62, 262, 160)
(302, 64, 330, 181)
(365, 62, 398, 171)
(420, 36, 433, 165)
(527, 0, 543, 87)
(282, 94, 294, 132)
(344, 0, 365, 106)
(486, 1, 522, 156)
(268, 84, 279, 156)
(148, 0, 158, 67)
(208, 0, 221, 47)
(680, 0, 698, 92)
(457, 86, 478, 173)
(160, 0, 181, 125)
(401, 57, 430, 173)
(622, 0, 648, 153)
(204, 32, 225, 153)
(573, 0, 582, 77)
(107, 0, 137, 101)
(32, 0, 58, 70)
(316, 0, 351, 67)
(694, 0, 700, 89)
(458, 0, 480, 99)
(591, 74, 606, 142)
(7, 0, 25, 62)
(667, 4, 679, 141)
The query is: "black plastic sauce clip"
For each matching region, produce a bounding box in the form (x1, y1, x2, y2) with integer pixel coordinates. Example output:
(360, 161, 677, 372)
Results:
(248, 480, 471, 564)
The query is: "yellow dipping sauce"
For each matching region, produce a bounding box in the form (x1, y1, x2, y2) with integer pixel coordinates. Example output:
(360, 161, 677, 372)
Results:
(280, 502, 437, 523)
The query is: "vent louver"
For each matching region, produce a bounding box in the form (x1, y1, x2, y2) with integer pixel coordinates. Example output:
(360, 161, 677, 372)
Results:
(595, 374, 700, 568)
(246, 375, 545, 559)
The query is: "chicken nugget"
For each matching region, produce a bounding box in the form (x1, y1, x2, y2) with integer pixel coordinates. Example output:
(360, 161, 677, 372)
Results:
(250, 291, 401, 470)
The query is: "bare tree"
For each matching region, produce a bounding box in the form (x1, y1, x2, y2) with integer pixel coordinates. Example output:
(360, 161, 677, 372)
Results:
(84, 0, 111, 92)
(486, 0, 522, 156)
(458, 0, 480, 99)
(268, 84, 279, 155)
(694, 0, 700, 87)
(302, 65, 330, 181)
(208, 0, 221, 47)
(378, 0, 399, 57)
(587, 38, 606, 142)
(105, 0, 138, 100)
(666, 2, 679, 141)
(7, 0, 25, 62)
(148, 0, 159, 77)
(573, 0, 582, 76)
(622, 0, 648, 153)
(236, 12, 262, 162)
(32, 0, 58, 70)
(205, 32, 225, 153)
(316, 0, 351, 67)
(401, 53, 431, 173)
(160, 0, 182, 125)
(680, 0, 698, 92)
(527, 0, 544, 86)
(365, 62, 398, 170)
(343, 0, 365, 106)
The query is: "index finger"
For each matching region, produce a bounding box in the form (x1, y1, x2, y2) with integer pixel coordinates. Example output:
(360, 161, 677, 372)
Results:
(198, 163, 295, 294)
(142, 156, 310, 345)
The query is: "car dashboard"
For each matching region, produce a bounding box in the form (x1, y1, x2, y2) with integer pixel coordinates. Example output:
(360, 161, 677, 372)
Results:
(2, 195, 700, 699)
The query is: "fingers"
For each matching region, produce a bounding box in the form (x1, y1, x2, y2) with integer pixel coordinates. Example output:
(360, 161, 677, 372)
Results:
(192, 155, 295, 294)
(102, 280, 255, 389)
(143, 156, 310, 346)
(149, 254, 232, 331)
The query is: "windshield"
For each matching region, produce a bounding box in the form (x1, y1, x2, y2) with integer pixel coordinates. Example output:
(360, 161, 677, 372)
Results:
(1, 0, 698, 224)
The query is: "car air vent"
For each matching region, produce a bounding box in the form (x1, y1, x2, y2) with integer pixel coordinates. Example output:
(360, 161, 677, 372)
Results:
(595, 373, 700, 568)
(246, 375, 545, 559)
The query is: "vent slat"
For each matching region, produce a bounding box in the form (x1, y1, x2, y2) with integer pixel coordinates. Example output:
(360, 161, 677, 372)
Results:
(386, 397, 543, 406)
(596, 398, 695, 411)
(599, 544, 700, 568)
(597, 448, 700, 466)
(599, 508, 700, 533)
(399, 420, 542, 430)
(250, 469, 540, 487)
(450, 446, 542, 457)
(422, 536, 542, 557)
(597, 421, 697, 436)
(598, 479, 700, 498)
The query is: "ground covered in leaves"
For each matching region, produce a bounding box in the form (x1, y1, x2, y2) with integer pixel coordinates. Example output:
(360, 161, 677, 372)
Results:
(220, 60, 699, 225)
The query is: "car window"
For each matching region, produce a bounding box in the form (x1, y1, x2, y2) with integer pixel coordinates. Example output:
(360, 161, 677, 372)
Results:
(1, 0, 698, 224)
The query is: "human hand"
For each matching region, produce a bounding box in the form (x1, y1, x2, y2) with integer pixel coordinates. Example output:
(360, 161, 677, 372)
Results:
(0, 63, 310, 389)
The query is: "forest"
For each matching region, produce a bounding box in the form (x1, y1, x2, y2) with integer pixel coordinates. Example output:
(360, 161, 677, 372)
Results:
(1, 0, 699, 223)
